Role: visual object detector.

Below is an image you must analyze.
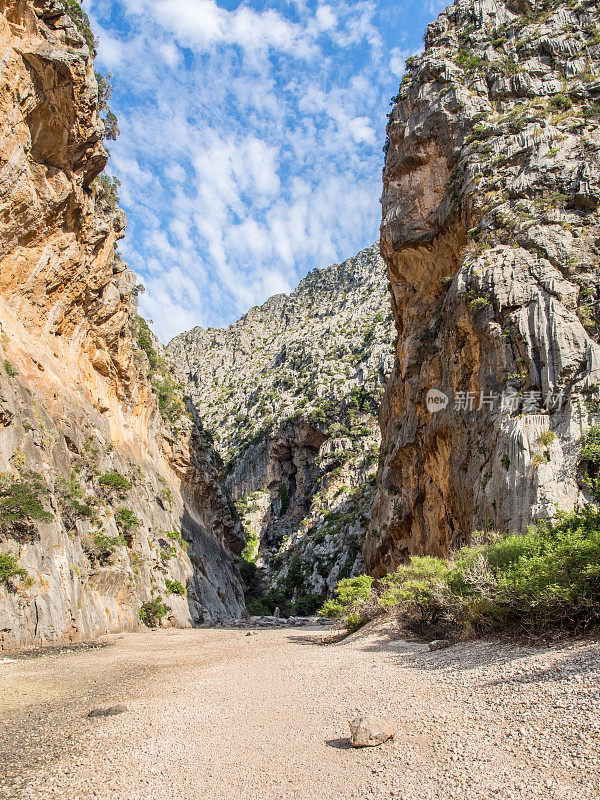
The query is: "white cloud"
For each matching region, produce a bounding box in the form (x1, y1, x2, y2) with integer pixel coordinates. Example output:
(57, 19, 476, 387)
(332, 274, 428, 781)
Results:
(315, 4, 337, 32)
(164, 164, 186, 183)
(85, 0, 422, 342)
(149, 0, 226, 49)
(348, 116, 376, 144)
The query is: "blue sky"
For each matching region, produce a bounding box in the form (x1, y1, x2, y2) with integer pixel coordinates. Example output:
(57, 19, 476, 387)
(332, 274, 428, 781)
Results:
(83, 0, 446, 342)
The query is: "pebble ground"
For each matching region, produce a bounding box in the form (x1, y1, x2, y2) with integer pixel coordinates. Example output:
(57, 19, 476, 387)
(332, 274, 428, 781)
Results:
(1, 623, 598, 800)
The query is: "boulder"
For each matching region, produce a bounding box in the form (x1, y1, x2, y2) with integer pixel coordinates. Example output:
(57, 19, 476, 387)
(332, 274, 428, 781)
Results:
(349, 714, 394, 747)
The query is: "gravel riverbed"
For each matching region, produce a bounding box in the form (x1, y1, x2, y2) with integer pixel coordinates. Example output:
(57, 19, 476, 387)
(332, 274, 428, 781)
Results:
(0, 623, 598, 800)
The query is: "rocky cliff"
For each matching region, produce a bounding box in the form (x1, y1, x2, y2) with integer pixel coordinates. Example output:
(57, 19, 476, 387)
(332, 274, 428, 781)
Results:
(168, 245, 394, 613)
(0, 0, 244, 648)
(366, 0, 600, 576)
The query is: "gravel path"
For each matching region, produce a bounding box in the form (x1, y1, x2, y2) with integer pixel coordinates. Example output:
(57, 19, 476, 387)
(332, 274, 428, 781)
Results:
(1, 623, 599, 800)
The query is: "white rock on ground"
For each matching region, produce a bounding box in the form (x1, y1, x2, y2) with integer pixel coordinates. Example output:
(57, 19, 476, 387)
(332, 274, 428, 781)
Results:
(349, 714, 395, 747)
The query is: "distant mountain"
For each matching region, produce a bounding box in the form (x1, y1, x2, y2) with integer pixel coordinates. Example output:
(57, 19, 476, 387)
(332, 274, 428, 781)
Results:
(168, 244, 395, 614)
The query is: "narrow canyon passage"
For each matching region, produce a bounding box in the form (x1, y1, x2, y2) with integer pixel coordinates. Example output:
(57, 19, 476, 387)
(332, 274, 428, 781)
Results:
(1, 626, 598, 800)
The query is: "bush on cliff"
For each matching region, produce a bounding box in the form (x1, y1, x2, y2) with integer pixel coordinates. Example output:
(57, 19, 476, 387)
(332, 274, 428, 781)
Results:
(115, 508, 140, 543)
(139, 596, 170, 627)
(130, 315, 187, 426)
(99, 470, 132, 497)
(56, 473, 95, 523)
(0, 472, 53, 533)
(0, 552, 28, 586)
(320, 507, 600, 638)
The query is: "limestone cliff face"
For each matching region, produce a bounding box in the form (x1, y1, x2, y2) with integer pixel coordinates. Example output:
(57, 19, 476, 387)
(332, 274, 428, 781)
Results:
(168, 245, 394, 610)
(366, 0, 600, 576)
(0, 0, 244, 647)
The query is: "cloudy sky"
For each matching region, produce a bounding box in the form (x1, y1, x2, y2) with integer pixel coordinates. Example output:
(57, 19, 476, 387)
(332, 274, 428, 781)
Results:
(83, 0, 446, 342)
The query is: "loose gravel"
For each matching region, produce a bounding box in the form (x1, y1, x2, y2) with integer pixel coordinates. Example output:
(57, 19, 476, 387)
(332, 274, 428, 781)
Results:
(0, 622, 598, 800)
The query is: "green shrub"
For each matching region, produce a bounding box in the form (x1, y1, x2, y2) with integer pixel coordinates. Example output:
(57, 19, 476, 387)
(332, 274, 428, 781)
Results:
(379, 557, 451, 612)
(160, 543, 177, 561)
(240, 530, 259, 563)
(455, 49, 487, 73)
(130, 318, 187, 424)
(154, 375, 185, 424)
(99, 470, 132, 496)
(161, 487, 174, 508)
(325, 507, 600, 637)
(4, 359, 16, 377)
(501, 454, 510, 470)
(245, 597, 270, 616)
(92, 532, 126, 558)
(307, 408, 328, 426)
(550, 93, 573, 112)
(283, 554, 304, 592)
(451, 508, 600, 635)
(102, 109, 120, 142)
(580, 426, 600, 464)
(0, 471, 53, 530)
(319, 575, 374, 618)
(133, 316, 160, 370)
(93, 174, 121, 210)
(579, 426, 600, 498)
(139, 596, 170, 627)
(166, 529, 188, 551)
(115, 508, 140, 541)
(582, 104, 600, 121)
(538, 430, 556, 447)
(292, 593, 326, 616)
(165, 578, 186, 595)
(0, 552, 27, 585)
(327, 422, 351, 438)
(56, 474, 95, 521)
(468, 295, 490, 312)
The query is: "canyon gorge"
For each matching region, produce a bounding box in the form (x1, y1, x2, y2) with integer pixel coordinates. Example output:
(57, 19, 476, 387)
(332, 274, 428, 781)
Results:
(0, 0, 599, 647)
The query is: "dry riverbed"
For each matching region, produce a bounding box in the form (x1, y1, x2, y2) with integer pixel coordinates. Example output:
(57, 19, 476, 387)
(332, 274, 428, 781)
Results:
(0, 623, 599, 800)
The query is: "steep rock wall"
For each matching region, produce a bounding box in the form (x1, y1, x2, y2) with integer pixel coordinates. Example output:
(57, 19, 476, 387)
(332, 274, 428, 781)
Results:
(366, 0, 600, 576)
(0, 0, 244, 648)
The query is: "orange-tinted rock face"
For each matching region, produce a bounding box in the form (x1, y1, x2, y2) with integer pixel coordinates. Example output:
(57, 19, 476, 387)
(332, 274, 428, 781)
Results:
(0, 1, 244, 648)
(366, 0, 600, 578)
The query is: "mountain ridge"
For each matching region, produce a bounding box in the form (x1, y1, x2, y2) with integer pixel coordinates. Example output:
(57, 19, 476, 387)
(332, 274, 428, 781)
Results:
(168, 243, 395, 613)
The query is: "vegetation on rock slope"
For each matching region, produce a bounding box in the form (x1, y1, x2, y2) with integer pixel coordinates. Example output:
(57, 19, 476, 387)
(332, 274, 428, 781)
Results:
(326, 422, 600, 637)
(322, 505, 600, 637)
(168, 244, 395, 613)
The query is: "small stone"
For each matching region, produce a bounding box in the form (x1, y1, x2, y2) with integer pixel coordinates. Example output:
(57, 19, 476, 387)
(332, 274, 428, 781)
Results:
(87, 705, 128, 718)
(429, 640, 451, 651)
(349, 714, 395, 748)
